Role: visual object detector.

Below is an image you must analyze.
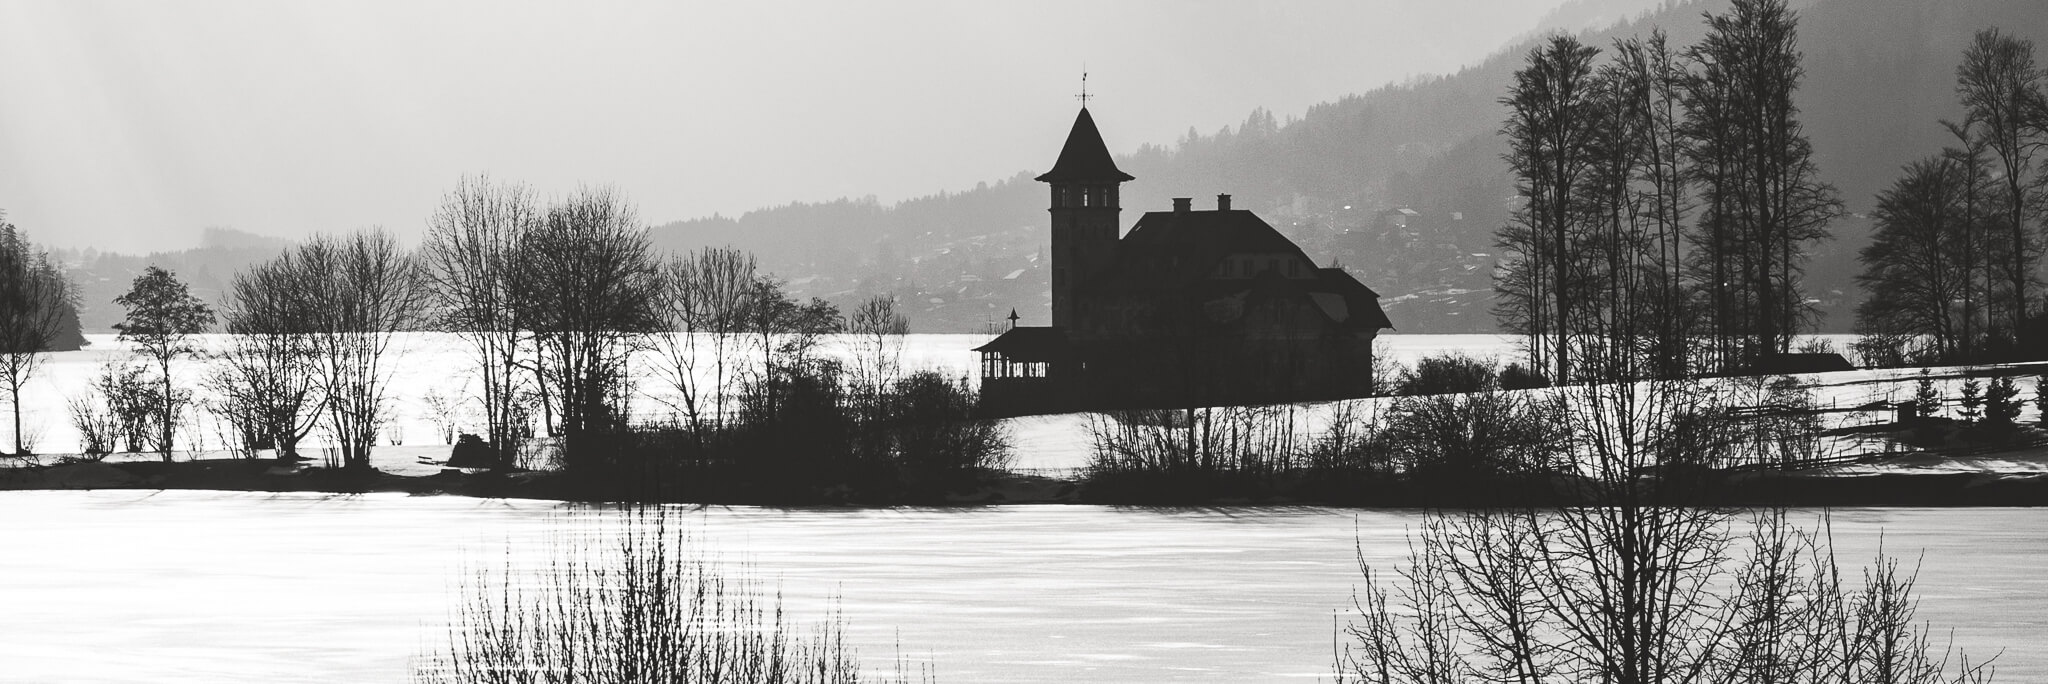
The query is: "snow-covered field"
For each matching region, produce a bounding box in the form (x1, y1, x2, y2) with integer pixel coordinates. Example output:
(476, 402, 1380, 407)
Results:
(6, 333, 2042, 474)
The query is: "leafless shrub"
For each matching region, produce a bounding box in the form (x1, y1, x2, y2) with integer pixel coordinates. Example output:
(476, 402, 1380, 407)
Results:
(1381, 390, 1569, 482)
(413, 509, 928, 684)
(65, 393, 118, 460)
(1085, 404, 1304, 477)
(422, 388, 465, 445)
(1304, 400, 1392, 475)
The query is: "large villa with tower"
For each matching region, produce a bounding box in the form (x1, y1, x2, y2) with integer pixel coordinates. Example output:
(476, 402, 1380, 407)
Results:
(975, 107, 1393, 415)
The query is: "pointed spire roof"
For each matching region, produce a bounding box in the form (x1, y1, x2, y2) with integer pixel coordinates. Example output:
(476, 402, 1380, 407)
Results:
(1035, 108, 1134, 184)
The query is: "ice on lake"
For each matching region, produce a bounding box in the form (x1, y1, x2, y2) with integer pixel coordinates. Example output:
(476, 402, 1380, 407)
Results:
(0, 492, 2042, 683)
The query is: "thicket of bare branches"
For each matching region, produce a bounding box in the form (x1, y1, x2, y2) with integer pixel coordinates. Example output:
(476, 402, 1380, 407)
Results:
(1338, 373, 1998, 683)
(414, 509, 931, 684)
(1340, 509, 1996, 684)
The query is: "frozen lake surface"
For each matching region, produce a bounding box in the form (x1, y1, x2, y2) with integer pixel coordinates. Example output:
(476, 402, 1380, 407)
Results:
(0, 491, 2042, 683)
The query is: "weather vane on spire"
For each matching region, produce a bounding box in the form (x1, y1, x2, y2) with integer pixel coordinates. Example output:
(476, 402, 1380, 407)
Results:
(1076, 68, 1091, 108)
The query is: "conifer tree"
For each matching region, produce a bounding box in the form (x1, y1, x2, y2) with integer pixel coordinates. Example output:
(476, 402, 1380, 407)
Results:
(1984, 376, 2022, 428)
(0, 219, 77, 456)
(1959, 377, 1984, 424)
(1914, 368, 1939, 421)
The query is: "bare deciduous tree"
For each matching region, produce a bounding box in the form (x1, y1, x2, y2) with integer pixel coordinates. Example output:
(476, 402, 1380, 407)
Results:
(1684, 0, 1842, 367)
(1856, 157, 1975, 357)
(738, 276, 842, 421)
(1955, 29, 2047, 339)
(283, 230, 427, 470)
(210, 255, 323, 460)
(424, 176, 540, 467)
(846, 294, 910, 413)
(652, 246, 757, 435)
(1498, 35, 1601, 383)
(517, 186, 662, 449)
(113, 265, 215, 461)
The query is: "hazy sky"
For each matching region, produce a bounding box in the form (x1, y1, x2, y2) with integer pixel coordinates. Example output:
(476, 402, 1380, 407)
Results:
(1, 1, 1589, 252)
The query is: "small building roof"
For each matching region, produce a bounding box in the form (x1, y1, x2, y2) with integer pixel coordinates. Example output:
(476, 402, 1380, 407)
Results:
(1034, 108, 1135, 184)
(972, 326, 1071, 362)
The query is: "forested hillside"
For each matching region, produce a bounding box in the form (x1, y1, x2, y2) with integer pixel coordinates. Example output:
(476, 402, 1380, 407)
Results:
(646, 0, 2047, 333)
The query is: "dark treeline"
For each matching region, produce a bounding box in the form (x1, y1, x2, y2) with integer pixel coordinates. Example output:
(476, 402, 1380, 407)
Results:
(1855, 28, 2048, 364)
(1495, 0, 1844, 384)
(1081, 353, 1839, 506)
(411, 177, 1011, 502)
(0, 214, 81, 456)
(45, 177, 1010, 503)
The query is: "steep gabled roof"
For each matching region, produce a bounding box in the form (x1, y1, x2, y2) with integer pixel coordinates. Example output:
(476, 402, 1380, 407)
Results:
(1312, 267, 1394, 331)
(1090, 208, 1309, 292)
(1081, 207, 1393, 332)
(1034, 108, 1134, 184)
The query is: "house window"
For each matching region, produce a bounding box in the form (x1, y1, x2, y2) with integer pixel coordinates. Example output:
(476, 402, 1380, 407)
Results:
(1287, 260, 1299, 277)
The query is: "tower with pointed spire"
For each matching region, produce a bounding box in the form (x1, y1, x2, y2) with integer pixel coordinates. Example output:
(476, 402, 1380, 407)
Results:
(974, 102, 1392, 417)
(1037, 107, 1133, 329)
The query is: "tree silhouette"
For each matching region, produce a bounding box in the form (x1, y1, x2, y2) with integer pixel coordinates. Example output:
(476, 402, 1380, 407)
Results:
(0, 219, 77, 456)
(113, 266, 214, 461)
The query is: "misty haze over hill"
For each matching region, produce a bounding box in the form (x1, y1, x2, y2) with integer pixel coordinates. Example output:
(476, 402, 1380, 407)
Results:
(622, 0, 2044, 335)
(47, 0, 2045, 336)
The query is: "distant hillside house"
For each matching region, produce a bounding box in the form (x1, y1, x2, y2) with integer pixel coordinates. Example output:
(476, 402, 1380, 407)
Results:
(976, 108, 1392, 415)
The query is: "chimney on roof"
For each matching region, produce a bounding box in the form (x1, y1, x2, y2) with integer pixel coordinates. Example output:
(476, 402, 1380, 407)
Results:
(1217, 194, 1232, 211)
(1172, 197, 1192, 213)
